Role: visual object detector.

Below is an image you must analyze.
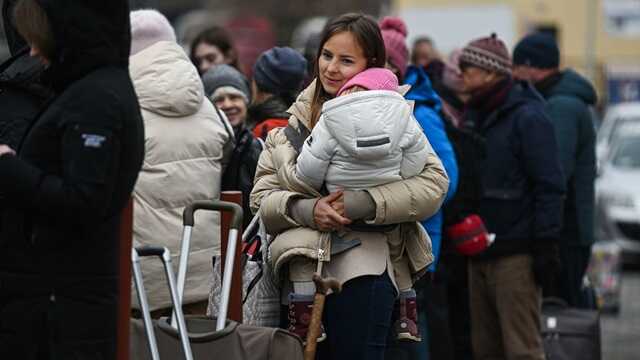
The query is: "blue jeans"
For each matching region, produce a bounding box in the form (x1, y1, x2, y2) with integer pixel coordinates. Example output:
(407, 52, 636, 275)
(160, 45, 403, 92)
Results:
(318, 272, 397, 360)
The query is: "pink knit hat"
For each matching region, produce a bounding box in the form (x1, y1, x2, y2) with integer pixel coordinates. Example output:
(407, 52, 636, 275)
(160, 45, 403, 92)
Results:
(130, 9, 176, 56)
(337, 68, 399, 96)
(379, 17, 409, 80)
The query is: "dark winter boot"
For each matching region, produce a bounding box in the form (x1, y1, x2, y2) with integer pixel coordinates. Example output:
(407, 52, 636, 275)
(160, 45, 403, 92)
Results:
(287, 293, 326, 343)
(394, 289, 421, 342)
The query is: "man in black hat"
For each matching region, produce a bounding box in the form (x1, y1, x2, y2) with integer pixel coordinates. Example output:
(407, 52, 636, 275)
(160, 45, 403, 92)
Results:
(513, 33, 598, 308)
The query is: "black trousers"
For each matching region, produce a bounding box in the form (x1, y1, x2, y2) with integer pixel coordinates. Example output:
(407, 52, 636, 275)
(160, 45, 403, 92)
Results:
(552, 244, 592, 308)
(0, 277, 118, 360)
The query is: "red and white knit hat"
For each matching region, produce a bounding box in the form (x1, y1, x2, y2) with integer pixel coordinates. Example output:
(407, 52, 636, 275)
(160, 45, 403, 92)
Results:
(460, 33, 512, 76)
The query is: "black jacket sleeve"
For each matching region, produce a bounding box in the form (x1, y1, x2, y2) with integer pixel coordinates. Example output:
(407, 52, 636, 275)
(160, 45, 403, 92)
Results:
(517, 106, 566, 242)
(0, 110, 122, 225)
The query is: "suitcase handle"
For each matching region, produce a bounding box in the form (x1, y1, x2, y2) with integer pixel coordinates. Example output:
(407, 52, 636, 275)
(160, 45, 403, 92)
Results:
(175, 200, 244, 330)
(543, 297, 569, 309)
(183, 200, 243, 230)
(135, 245, 167, 258)
(132, 246, 194, 360)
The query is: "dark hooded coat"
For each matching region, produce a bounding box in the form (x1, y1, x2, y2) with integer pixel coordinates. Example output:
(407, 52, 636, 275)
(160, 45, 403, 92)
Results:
(0, 0, 144, 357)
(0, 0, 51, 242)
(0, 49, 49, 148)
(536, 70, 597, 247)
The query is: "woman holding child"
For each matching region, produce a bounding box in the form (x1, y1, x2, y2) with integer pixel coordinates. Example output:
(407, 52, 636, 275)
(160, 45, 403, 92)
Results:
(249, 13, 448, 359)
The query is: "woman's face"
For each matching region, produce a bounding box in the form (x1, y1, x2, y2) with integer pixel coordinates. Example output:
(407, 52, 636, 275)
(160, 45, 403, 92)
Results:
(194, 42, 228, 74)
(318, 31, 368, 96)
(213, 93, 248, 127)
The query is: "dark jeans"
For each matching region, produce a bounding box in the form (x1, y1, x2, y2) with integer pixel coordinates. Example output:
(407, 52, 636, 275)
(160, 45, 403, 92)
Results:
(317, 272, 397, 360)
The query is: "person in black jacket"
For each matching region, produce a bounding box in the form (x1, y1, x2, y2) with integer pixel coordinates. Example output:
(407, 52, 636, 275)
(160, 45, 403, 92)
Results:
(513, 33, 598, 308)
(0, 0, 52, 239)
(458, 34, 565, 360)
(0, 0, 50, 149)
(0, 0, 144, 358)
(202, 64, 262, 228)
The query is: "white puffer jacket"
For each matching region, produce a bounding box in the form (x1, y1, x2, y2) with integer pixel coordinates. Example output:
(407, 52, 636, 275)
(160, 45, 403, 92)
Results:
(296, 90, 431, 192)
(130, 41, 230, 311)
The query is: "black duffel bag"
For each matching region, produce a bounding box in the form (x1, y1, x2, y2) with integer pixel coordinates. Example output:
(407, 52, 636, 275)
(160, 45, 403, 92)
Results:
(541, 298, 601, 360)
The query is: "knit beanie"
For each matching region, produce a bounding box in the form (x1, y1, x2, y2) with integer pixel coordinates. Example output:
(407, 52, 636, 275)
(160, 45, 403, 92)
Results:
(337, 68, 399, 96)
(253, 47, 307, 96)
(130, 9, 176, 56)
(513, 33, 560, 69)
(460, 33, 512, 76)
(379, 17, 409, 80)
(201, 64, 251, 103)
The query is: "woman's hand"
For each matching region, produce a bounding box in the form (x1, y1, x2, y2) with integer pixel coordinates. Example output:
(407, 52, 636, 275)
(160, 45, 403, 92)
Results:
(330, 191, 346, 217)
(314, 191, 352, 231)
(0, 145, 16, 157)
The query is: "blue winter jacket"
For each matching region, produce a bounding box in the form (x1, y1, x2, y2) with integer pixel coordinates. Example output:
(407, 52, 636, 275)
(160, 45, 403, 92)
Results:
(405, 65, 459, 271)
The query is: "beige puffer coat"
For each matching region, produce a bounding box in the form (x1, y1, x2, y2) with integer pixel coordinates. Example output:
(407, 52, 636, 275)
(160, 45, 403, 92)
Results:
(130, 41, 230, 310)
(250, 81, 449, 287)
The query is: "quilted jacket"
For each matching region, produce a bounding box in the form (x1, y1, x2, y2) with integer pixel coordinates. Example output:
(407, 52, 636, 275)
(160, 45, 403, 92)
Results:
(296, 90, 431, 192)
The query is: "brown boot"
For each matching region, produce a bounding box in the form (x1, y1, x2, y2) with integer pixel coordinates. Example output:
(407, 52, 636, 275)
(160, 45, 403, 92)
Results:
(287, 293, 326, 343)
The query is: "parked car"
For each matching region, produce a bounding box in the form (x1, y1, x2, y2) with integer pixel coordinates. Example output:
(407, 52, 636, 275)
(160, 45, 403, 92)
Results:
(596, 134, 640, 264)
(596, 102, 640, 165)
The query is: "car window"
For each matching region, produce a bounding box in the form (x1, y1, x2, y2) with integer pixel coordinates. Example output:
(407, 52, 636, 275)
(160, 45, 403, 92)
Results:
(612, 137, 640, 169)
(608, 118, 640, 145)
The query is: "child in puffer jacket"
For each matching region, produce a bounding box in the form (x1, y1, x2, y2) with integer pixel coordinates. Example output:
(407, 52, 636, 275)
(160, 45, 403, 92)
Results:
(291, 68, 433, 342)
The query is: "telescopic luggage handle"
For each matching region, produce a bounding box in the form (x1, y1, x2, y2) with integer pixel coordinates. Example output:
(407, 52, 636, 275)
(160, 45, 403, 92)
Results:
(183, 200, 243, 229)
(174, 200, 243, 331)
(132, 246, 194, 360)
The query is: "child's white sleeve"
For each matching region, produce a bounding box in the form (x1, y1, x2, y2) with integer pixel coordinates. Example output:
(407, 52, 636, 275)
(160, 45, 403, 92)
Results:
(295, 118, 336, 190)
(400, 116, 433, 179)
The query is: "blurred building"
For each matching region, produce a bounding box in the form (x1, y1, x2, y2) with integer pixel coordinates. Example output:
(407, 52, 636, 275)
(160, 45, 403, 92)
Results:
(395, 0, 640, 105)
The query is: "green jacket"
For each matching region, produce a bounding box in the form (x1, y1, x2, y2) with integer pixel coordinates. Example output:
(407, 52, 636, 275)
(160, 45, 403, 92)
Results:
(537, 69, 597, 247)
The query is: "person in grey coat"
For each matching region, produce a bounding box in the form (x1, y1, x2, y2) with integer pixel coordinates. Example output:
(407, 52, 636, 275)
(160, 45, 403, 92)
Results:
(513, 32, 597, 308)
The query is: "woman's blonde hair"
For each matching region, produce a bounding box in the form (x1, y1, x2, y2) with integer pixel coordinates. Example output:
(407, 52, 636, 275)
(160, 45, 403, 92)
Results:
(13, 0, 55, 60)
(308, 13, 386, 128)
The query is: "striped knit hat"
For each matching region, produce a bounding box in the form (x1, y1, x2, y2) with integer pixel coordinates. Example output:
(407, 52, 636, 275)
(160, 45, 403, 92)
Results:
(460, 33, 511, 76)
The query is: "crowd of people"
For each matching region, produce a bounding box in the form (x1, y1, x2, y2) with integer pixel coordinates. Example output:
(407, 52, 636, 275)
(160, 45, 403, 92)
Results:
(0, 0, 598, 359)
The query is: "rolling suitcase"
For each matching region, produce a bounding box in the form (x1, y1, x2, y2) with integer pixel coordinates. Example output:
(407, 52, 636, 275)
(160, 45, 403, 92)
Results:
(541, 298, 601, 360)
(132, 246, 194, 360)
(131, 200, 303, 360)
